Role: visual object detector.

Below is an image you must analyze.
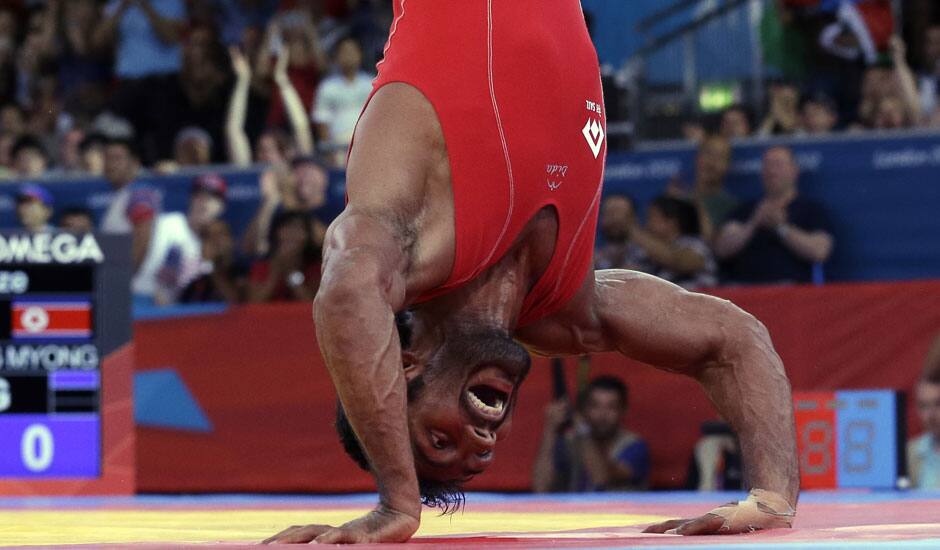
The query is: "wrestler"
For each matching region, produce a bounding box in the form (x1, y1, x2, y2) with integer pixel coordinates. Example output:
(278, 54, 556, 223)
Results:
(265, 0, 798, 544)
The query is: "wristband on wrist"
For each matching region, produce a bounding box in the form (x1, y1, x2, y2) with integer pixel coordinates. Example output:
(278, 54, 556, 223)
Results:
(697, 488, 796, 533)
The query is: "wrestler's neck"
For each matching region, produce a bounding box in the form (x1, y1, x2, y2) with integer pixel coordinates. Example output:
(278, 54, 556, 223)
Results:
(418, 241, 543, 333)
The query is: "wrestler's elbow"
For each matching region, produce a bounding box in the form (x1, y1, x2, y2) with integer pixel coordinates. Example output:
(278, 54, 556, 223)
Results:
(315, 246, 405, 318)
(714, 302, 784, 377)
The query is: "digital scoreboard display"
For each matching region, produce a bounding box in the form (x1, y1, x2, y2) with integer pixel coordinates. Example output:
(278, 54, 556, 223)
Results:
(0, 233, 129, 479)
(794, 390, 905, 489)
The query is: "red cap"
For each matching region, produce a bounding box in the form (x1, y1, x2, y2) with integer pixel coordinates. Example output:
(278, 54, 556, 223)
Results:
(192, 173, 228, 199)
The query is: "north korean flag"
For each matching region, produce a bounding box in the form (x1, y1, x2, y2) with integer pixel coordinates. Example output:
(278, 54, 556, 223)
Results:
(12, 299, 93, 340)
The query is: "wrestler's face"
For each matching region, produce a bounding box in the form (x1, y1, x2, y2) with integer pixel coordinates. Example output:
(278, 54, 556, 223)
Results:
(404, 323, 531, 483)
(916, 381, 940, 439)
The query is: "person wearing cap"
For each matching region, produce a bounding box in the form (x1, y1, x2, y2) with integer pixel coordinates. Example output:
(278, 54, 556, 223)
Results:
(16, 184, 55, 233)
(189, 173, 227, 232)
(131, 173, 227, 305)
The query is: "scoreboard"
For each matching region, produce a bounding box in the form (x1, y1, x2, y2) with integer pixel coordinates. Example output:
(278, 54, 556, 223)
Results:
(0, 232, 131, 480)
(794, 390, 905, 489)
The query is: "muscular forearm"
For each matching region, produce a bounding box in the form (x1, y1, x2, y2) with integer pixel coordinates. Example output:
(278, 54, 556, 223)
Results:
(777, 224, 832, 263)
(315, 238, 420, 523)
(695, 322, 799, 505)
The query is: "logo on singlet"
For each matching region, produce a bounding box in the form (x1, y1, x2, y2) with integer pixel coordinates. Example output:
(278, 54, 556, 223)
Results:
(583, 101, 604, 159)
(582, 118, 605, 159)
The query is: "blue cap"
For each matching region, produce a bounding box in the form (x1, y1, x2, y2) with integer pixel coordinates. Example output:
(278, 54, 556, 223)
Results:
(16, 184, 54, 207)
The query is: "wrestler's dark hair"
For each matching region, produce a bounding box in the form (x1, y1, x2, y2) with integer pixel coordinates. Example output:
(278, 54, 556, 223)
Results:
(334, 310, 466, 514)
(577, 375, 629, 411)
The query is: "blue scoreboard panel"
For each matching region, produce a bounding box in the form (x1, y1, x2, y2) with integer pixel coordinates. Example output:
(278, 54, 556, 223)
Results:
(0, 233, 129, 479)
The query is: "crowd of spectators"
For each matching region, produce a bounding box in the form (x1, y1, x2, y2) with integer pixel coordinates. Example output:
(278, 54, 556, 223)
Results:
(3, 0, 940, 304)
(0, 0, 389, 306)
(679, 0, 940, 142)
(594, 142, 834, 289)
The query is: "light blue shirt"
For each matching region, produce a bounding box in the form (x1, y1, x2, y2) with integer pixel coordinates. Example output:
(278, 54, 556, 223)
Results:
(912, 434, 940, 489)
(106, 0, 186, 79)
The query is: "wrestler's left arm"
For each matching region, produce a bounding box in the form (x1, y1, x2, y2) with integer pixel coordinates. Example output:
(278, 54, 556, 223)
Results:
(518, 270, 798, 534)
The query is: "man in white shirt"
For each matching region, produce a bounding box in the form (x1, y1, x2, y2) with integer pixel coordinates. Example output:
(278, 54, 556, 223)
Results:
(131, 173, 228, 305)
(311, 37, 374, 165)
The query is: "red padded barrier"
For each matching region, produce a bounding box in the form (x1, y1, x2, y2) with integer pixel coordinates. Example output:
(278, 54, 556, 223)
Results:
(135, 281, 940, 492)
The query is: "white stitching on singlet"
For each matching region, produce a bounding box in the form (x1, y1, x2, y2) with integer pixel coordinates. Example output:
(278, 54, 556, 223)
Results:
(480, 0, 515, 270)
(550, 182, 603, 298)
(376, 0, 406, 73)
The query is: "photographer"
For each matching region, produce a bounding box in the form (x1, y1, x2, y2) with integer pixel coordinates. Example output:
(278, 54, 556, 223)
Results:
(532, 377, 650, 493)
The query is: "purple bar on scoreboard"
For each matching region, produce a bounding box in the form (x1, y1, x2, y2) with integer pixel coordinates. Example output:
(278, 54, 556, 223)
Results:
(50, 370, 100, 390)
(0, 414, 99, 478)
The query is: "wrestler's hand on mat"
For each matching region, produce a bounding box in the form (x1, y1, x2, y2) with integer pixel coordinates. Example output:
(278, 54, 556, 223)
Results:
(262, 505, 419, 544)
(642, 489, 795, 536)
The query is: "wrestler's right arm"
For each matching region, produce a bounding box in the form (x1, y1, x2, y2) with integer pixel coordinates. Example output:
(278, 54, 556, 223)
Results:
(264, 209, 420, 544)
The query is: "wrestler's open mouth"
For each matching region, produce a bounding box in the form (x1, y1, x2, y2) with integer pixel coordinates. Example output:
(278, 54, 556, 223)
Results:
(467, 385, 508, 416)
(464, 367, 514, 422)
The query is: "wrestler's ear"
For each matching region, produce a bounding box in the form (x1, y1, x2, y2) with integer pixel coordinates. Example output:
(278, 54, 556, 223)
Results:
(402, 351, 425, 381)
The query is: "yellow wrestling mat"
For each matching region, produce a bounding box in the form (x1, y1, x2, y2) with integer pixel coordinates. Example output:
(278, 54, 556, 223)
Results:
(0, 509, 665, 545)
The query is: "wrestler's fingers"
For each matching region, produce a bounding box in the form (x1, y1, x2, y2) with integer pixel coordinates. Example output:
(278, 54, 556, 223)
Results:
(670, 514, 725, 536)
(641, 518, 692, 534)
(262, 525, 300, 544)
(315, 527, 366, 545)
(262, 524, 333, 544)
